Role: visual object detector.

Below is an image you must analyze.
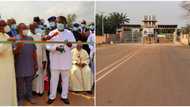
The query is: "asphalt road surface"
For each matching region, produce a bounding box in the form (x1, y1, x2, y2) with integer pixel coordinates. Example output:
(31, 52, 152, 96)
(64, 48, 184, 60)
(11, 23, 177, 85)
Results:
(96, 43, 190, 106)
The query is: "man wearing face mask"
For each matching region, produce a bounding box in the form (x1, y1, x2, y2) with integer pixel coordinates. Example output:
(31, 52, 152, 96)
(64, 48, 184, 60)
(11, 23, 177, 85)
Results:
(14, 23, 38, 105)
(78, 20, 91, 55)
(44, 16, 59, 96)
(47, 16, 57, 31)
(89, 22, 95, 34)
(46, 16, 76, 104)
(80, 20, 87, 32)
(7, 18, 18, 38)
(70, 41, 93, 92)
(33, 17, 45, 33)
(87, 23, 95, 72)
(40, 19, 47, 29)
(4, 23, 11, 35)
(0, 20, 17, 106)
(46, 17, 57, 94)
(78, 27, 91, 55)
(87, 23, 96, 93)
(29, 22, 47, 96)
(72, 22, 82, 41)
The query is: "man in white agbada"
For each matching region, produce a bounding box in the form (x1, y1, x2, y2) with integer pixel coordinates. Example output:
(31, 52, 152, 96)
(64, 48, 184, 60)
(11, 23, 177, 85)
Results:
(0, 20, 17, 105)
(87, 25, 95, 73)
(70, 41, 93, 92)
(29, 23, 47, 96)
(46, 16, 76, 104)
(87, 25, 95, 91)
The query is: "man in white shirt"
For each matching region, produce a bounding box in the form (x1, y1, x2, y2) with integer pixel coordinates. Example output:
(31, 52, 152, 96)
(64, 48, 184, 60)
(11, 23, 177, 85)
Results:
(46, 16, 76, 104)
(87, 25, 95, 73)
(29, 22, 47, 96)
(87, 24, 95, 93)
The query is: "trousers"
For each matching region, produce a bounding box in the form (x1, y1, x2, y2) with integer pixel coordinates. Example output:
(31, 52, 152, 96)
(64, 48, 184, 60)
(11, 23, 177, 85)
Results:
(49, 69, 69, 99)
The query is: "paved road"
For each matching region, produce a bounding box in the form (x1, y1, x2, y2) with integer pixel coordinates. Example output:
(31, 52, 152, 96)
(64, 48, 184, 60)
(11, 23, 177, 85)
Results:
(96, 43, 190, 106)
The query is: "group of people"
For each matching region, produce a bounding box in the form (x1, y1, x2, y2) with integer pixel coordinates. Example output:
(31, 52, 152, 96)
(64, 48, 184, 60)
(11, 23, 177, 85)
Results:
(0, 15, 95, 106)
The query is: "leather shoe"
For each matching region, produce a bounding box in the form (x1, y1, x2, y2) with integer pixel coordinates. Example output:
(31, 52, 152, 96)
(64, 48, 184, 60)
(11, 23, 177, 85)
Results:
(47, 99, 55, 104)
(61, 98, 70, 104)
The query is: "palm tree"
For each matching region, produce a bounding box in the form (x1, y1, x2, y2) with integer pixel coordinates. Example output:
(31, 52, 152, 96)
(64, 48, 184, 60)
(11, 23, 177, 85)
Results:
(109, 12, 130, 28)
(106, 12, 130, 34)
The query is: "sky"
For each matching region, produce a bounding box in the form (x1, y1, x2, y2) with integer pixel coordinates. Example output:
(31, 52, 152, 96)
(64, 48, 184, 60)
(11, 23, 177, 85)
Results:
(0, 1, 94, 24)
(96, 1, 188, 27)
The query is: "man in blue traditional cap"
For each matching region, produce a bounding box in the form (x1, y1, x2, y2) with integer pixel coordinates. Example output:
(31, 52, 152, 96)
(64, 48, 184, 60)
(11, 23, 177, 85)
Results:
(7, 18, 18, 38)
(45, 16, 58, 96)
(47, 16, 57, 31)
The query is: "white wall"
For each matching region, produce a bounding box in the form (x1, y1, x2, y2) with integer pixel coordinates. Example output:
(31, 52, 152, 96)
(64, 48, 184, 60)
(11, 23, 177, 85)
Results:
(180, 34, 189, 45)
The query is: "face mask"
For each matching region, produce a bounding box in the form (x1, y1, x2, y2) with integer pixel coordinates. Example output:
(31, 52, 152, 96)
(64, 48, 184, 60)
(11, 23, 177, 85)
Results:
(11, 24, 17, 29)
(35, 28, 42, 35)
(4, 26, 11, 33)
(49, 22, 56, 27)
(90, 25, 95, 31)
(57, 23, 64, 31)
(22, 29, 29, 36)
(73, 27, 79, 31)
(38, 25, 44, 29)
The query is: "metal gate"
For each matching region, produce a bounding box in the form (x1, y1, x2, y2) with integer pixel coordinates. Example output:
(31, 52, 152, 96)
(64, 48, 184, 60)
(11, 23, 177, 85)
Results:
(123, 31, 142, 43)
(105, 31, 142, 43)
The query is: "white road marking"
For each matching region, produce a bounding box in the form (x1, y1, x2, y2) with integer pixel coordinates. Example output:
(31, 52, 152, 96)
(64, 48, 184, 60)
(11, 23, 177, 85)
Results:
(96, 48, 138, 76)
(96, 47, 144, 82)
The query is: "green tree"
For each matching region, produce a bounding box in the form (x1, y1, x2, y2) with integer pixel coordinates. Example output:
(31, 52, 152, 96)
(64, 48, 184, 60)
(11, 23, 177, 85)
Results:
(96, 13, 103, 35)
(108, 12, 130, 33)
(67, 14, 77, 29)
(96, 12, 130, 35)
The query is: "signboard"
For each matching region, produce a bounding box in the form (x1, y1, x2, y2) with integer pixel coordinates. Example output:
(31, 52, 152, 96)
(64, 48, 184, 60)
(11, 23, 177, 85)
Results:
(143, 28, 154, 36)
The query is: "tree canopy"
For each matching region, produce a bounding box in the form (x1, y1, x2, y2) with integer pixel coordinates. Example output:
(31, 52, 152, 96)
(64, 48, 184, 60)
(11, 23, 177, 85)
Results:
(67, 14, 77, 29)
(96, 12, 130, 35)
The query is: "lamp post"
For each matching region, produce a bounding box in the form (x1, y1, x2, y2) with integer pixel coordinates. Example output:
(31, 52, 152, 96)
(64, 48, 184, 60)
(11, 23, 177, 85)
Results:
(98, 11, 106, 43)
(99, 11, 105, 36)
